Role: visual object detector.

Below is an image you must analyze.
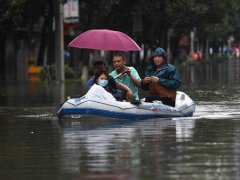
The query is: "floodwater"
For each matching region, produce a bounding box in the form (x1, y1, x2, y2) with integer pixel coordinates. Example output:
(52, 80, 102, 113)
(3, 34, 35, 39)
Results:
(1, 59, 240, 180)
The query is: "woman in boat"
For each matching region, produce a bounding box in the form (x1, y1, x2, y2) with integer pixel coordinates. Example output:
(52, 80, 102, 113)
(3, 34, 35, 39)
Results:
(86, 60, 106, 91)
(140, 47, 181, 107)
(85, 70, 133, 101)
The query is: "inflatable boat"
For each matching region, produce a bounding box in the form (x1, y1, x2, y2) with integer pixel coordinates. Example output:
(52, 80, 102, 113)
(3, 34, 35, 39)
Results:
(57, 91, 195, 120)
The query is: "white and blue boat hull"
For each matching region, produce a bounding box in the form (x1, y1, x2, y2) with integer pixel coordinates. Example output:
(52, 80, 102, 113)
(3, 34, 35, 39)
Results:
(58, 91, 195, 120)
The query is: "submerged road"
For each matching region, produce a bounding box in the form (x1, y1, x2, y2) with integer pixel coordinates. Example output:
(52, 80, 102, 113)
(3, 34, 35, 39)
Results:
(0, 59, 240, 180)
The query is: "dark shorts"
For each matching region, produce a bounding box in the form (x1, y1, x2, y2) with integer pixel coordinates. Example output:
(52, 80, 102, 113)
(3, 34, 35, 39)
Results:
(145, 95, 175, 107)
(112, 90, 126, 101)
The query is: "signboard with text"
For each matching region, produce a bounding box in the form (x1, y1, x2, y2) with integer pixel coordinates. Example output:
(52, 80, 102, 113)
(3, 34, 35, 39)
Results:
(63, 0, 79, 23)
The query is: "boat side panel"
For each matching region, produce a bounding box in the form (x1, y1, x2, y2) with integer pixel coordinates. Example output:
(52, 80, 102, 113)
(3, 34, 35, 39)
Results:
(57, 94, 195, 120)
(58, 108, 184, 120)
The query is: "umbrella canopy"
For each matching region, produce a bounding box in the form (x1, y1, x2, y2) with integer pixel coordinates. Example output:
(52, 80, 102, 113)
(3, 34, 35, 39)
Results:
(68, 29, 141, 51)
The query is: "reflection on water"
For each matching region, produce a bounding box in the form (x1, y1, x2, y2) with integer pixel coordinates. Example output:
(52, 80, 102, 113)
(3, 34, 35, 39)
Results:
(181, 60, 240, 85)
(0, 60, 240, 179)
(59, 116, 240, 180)
(60, 118, 182, 178)
(0, 81, 84, 107)
(175, 118, 195, 142)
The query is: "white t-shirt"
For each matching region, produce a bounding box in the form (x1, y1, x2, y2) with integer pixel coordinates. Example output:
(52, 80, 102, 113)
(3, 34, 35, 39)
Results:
(85, 84, 116, 101)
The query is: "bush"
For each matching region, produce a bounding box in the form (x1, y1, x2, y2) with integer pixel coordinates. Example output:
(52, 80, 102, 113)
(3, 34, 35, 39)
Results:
(39, 65, 78, 81)
(64, 66, 77, 79)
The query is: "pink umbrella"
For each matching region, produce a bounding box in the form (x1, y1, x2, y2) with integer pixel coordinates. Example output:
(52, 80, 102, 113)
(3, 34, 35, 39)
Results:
(68, 29, 141, 51)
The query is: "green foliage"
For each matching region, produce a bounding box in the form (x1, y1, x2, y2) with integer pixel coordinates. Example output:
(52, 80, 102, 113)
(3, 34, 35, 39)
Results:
(0, 0, 25, 30)
(2, 0, 240, 43)
(2, 0, 240, 38)
(0, 0, 48, 32)
(1, 0, 240, 64)
(39, 65, 78, 81)
(64, 66, 77, 79)
(59, 0, 68, 4)
(38, 65, 56, 81)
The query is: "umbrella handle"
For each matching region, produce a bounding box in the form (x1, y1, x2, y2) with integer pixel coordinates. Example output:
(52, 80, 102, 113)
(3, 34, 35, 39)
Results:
(113, 70, 128, 79)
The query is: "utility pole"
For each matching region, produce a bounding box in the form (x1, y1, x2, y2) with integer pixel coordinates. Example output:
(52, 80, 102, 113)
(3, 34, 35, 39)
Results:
(55, 0, 65, 83)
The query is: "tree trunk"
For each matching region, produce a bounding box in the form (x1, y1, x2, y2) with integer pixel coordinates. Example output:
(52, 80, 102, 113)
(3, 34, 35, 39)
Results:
(55, 0, 65, 83)
(5, 32, 16, 84)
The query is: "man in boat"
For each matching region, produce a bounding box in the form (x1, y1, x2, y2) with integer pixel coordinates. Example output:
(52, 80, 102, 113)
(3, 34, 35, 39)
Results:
(86, 61, 106, 91)
(109, 51, 142, 101)
(140, 47, 181, 107)
(86, 60, 134, 101)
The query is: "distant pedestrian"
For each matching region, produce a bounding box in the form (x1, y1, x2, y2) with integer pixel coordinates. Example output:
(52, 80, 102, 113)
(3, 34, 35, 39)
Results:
(64, 50, 71, 65)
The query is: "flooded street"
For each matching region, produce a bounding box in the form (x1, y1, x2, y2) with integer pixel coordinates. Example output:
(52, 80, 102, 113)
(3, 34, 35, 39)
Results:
(1, 60, 240, 180)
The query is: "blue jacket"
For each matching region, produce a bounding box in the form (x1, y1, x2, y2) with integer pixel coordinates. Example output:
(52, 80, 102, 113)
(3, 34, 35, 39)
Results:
(145, 58, 181, 90)
(86, 77, 94, 91)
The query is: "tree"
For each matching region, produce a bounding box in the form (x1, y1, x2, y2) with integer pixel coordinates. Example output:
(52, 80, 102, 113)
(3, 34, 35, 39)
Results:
(1, 0, 240, 77)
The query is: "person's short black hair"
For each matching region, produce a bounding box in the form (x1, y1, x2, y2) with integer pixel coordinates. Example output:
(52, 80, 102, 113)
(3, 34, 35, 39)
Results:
(113, 51, 126, 60)
(93, 61, 105, 68)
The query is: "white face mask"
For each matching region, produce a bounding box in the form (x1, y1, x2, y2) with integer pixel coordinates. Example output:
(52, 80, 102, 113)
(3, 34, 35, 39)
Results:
(98, 79, 108, 87)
